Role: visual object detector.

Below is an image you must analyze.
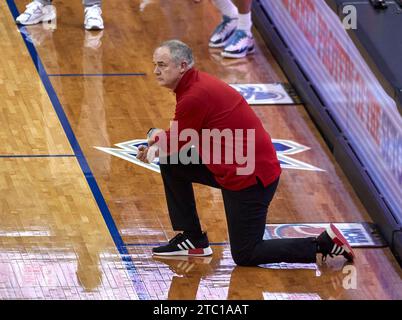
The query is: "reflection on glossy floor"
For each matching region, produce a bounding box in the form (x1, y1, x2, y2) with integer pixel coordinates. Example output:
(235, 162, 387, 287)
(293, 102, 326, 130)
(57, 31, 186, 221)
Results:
(0, 0, 401, 299)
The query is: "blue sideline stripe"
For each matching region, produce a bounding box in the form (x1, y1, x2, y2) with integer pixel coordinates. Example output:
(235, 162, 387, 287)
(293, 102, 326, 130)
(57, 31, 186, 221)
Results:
(6, 0, 150, 300)
(48, 73, 147, 77)
(0, 155, 76, 158)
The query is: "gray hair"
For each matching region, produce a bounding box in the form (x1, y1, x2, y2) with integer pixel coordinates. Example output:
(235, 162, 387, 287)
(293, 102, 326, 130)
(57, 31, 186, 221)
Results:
(158, 40, 195, 68)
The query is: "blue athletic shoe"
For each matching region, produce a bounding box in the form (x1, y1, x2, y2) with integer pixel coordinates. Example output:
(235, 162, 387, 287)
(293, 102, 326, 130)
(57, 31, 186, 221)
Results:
(221, 29, 255, 59)
(209, 15, 238, 48)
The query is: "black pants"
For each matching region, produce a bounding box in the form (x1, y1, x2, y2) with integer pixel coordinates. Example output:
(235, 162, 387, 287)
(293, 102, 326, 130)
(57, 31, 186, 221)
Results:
(160, 162, 317, 266)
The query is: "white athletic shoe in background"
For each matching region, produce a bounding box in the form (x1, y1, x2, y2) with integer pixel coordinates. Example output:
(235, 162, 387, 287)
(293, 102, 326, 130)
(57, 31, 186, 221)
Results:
(221, 29, 255, 59)
(209, 15, 238, 48)
(16, 1, 56, 25)
(139, 0, 155, 12)
(84, 5, 104, 30)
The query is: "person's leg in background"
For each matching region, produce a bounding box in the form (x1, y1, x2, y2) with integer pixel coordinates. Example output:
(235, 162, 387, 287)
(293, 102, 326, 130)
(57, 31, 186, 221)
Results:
(83, 0, 104, 30)
(233, 0, 253, 37)
(221, 0, 255, 58)
(209, 0, 239, 48)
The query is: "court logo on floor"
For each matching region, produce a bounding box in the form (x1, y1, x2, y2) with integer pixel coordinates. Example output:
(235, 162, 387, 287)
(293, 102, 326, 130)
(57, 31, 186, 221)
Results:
(230, 83, 300, 105)
(264, 223, 386, 247)
(95, 139, 323, 173)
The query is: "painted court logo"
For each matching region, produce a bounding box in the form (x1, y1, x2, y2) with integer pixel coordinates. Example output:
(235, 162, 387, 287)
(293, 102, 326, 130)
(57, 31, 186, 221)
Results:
(230, 83, 295, 105)
(95, 139, 324, 173)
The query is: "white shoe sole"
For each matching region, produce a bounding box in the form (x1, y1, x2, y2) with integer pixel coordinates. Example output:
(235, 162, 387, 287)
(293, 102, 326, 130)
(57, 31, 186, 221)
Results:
(153, 255, 213, 263)
(221, 46, 255, 59)
(209, 43, 225, 48)
(85, 24, 104, 30)
(209, 39, 231, 48)
(152, 246, 213, 257)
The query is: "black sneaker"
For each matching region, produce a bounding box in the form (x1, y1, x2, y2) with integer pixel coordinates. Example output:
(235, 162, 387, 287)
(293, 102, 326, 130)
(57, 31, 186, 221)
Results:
(316, 224, 355, 262)
(152, 232, 213, 256)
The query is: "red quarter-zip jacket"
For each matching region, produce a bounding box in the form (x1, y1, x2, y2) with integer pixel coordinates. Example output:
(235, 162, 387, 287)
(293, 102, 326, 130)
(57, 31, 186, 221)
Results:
(155, 68, 281, 191)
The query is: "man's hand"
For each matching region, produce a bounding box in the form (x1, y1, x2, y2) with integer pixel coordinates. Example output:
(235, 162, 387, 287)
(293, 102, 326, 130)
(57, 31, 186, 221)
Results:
(136, 145, 150, 163)
(146, 144, 159, 163)
(136, 144, 159, 163)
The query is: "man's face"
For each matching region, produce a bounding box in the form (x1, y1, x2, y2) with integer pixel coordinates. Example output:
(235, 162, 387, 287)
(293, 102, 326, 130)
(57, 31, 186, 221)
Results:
(153, 47, 185, 90)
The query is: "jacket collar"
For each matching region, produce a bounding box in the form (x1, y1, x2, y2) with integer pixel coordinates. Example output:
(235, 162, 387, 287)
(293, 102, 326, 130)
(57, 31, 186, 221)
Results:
(174, 68, 197, 96)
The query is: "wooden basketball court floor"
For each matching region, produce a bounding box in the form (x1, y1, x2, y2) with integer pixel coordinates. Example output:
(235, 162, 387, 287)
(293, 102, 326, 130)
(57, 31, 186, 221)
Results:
(0, 0, 401, 300)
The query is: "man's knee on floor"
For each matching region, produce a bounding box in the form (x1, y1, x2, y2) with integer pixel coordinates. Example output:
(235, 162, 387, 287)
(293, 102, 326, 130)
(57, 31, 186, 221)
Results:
(231, 249, 256, 267)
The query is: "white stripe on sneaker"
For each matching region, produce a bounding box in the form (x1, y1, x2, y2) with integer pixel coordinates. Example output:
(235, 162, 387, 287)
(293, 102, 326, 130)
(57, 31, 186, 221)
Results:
(177, 243, 185, 250)
(331, 245, 345, 256)
(332, 245, 340, 255)
(185, 239, 195, 249)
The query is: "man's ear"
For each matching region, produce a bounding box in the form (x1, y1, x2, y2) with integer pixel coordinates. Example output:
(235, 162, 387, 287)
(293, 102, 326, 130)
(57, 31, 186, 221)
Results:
(180, 61, 189, 74)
